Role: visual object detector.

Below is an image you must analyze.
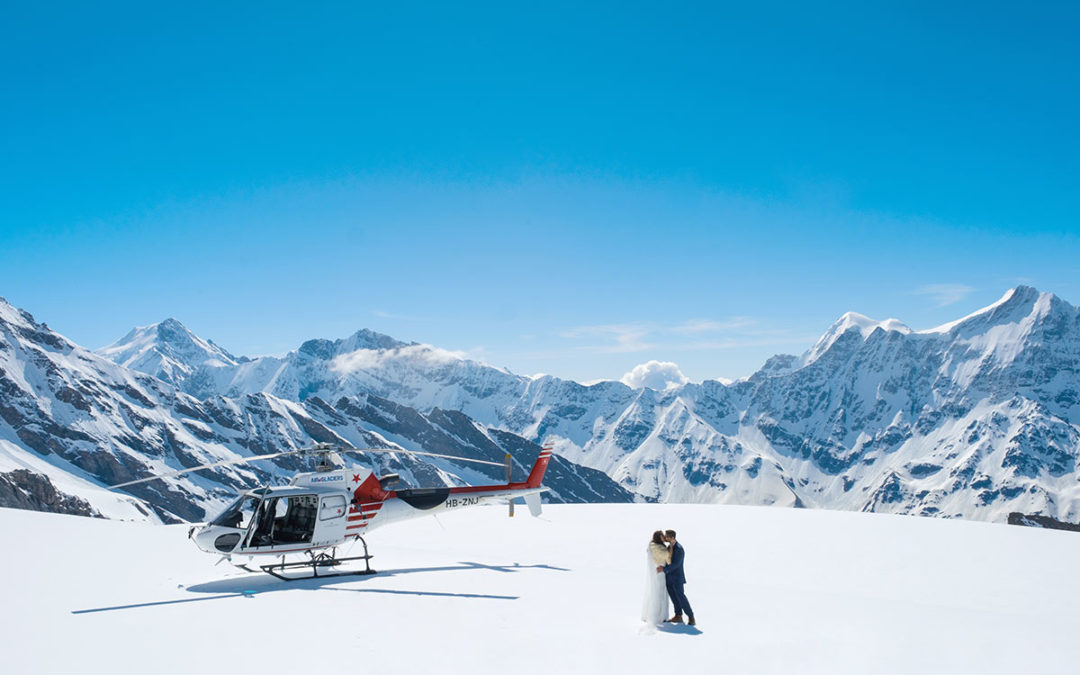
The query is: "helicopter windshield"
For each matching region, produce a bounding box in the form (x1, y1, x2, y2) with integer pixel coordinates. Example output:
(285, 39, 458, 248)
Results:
(210, 495, 261, 530)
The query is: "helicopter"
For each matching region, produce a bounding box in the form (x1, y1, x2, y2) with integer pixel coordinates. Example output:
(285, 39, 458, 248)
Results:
(111, 442, 552, 580)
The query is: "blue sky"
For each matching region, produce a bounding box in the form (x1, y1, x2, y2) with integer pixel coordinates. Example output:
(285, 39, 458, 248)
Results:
(1, 2, 1077, 383)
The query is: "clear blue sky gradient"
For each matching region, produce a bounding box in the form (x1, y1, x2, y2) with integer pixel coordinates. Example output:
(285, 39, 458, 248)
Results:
(2, 2, 1077, 382)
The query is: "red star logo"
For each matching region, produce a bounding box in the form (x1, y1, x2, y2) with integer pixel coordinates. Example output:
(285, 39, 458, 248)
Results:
(352, 473, 361, 484)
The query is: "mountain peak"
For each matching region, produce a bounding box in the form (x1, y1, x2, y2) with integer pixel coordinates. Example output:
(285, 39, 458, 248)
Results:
(157, 316, 186, 331)
(153, 317, 200, 345)
(298, 329, 414, 360)
(341, 328, 413, 352)
(921, 285, 1063, 335)
(804, 311, 911, 365)
(97, 318, 241, 386)
(0, 296, 40, 330)
(832, 311, 912, 337)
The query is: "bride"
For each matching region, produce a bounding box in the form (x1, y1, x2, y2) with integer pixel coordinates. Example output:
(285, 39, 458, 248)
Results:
(641, 530, 671, 626)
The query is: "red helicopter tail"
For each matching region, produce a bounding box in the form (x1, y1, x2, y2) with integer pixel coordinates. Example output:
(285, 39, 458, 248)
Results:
(524, 443, 553, 489)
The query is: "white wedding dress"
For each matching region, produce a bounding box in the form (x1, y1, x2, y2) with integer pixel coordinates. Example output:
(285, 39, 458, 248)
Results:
(641, 546, 668, 626)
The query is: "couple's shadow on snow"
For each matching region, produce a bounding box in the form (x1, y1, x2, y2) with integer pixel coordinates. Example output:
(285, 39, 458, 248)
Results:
(657, 623, 702, 636)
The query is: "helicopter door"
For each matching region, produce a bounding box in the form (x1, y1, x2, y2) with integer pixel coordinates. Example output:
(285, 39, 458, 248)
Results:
(239, 494, 320, 550)
(270, 495, 318, 546)
(243, 495, 280, 549)
(240, 492, 270, 549)
(312, 494, 348, 545)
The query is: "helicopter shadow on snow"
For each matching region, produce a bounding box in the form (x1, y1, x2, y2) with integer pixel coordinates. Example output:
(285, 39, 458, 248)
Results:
(183, 560, 571, 599)
(72, 562, 570, 615)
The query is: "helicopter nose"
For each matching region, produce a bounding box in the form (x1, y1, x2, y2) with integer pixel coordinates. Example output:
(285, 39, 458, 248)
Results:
(192, 526, 242, 554)
(191, 526, 214, 553)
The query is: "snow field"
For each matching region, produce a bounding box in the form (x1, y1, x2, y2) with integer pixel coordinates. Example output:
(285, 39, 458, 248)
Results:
(2, 504, 1078, 674)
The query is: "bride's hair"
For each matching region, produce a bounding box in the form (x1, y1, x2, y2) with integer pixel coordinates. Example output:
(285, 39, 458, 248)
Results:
(651, 530, 665, 545)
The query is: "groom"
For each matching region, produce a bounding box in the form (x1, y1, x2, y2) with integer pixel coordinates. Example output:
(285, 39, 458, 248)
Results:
(663, 529, 695, 626)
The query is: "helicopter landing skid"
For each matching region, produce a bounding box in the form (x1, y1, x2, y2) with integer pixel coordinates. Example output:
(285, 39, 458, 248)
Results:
(238, 538, 377, 581)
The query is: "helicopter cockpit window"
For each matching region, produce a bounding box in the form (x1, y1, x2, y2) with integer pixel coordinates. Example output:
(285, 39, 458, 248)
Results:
(210, 495, 260, 530)
(320, 495, 346, 520)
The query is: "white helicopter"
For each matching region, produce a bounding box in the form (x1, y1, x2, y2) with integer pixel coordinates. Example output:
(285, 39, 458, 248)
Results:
(111, 442, 552, 580)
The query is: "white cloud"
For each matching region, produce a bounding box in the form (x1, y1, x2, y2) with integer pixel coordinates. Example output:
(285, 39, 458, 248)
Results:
(620, 360, 690, 390)
(915, 284, 975, 307)
(330, 344, 467, 373)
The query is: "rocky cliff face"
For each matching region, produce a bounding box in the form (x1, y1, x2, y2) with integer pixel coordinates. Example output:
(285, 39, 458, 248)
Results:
(99, 286, 1080, 523)
(0, 469, 99, 517)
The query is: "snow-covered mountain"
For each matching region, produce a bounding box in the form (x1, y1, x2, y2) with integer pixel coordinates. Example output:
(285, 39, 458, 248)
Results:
(569, 286, 1080, 522)
(724, 286, 1080, 521)
(0, 299, 631, 523)
(99, 285, 1080, 523)
(6, 285, 1077, 525)
(96, 318, 247, 389)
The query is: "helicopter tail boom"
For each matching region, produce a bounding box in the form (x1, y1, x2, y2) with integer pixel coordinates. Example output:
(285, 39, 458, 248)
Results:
(445, 444, 551, 493)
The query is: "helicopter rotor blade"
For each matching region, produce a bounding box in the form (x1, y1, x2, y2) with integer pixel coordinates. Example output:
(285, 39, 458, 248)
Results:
(109, 448, 307, 489)
(110, 443, 506, 491)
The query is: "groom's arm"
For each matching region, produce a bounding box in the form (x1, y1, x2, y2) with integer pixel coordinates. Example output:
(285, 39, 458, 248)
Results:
(663, 546, 684, 574)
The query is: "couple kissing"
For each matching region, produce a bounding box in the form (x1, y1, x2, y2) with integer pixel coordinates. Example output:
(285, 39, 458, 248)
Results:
(642, 529, 695, 627)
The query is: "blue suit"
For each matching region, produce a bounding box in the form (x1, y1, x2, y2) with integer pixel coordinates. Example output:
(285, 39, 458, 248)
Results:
(663, 541, 693, 618)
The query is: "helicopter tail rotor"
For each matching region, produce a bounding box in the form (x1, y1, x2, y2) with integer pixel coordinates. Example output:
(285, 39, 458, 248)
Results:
(502, 444, 552, 517)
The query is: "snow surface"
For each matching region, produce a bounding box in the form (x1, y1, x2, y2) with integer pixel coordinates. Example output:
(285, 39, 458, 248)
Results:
(4, 504, 1079, 674)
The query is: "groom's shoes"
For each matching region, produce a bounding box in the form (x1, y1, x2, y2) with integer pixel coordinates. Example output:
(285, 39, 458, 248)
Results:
(665, 614, 684, 624)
